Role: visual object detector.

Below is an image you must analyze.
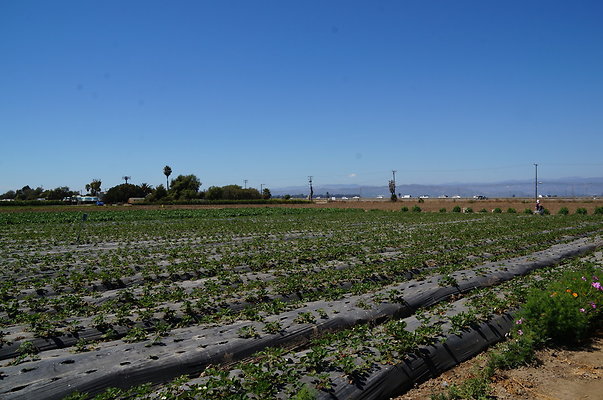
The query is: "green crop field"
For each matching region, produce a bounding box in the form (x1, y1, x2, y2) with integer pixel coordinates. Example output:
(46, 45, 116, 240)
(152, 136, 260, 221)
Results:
(1, 208, 602, 399)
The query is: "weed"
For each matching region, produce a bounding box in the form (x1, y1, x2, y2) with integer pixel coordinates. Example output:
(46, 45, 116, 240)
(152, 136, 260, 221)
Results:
(262, 321, 282, 334)
(237, 325, 259, 338)
(295, 312, 316, 324)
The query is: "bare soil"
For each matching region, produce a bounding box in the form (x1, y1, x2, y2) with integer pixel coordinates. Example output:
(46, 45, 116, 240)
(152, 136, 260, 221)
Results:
(395, 332, 603, 400)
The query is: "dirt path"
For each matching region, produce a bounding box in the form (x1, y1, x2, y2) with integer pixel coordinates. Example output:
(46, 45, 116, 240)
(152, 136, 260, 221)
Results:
(395, 332, 603, 400)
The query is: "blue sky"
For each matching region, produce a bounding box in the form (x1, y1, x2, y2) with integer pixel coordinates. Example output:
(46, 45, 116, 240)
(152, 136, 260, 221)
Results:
(1, 0, 602, 194)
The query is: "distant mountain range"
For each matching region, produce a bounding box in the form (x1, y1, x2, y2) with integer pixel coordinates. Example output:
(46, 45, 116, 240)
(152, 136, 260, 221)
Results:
(271, 177, 603, 198)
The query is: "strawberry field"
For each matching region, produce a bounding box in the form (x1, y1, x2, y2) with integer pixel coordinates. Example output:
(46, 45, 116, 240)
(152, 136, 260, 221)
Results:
(1, 208, 602, 399)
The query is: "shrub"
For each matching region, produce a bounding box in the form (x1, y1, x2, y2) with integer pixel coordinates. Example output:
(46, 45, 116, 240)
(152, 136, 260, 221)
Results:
(418, 198, 424, 203)
(595, 206, 603, 215)
(524, 208, 533, 214)
(452, 206, 461, 213)
(507, 208, 516, 213)
(439, 207, 447, 213)
(514, 270, 603, 345)
(488, 332, 536, 370)
(576, 207, 588, 215)
(412, 205, 421, 213)
(493, 208, 502, 213)
(542, 208, 550, 215)
(558, 207, 569, 215)
(463, 207, 473, 213)
(479, 208, 488, 213)
(291, 385, 316, 400)
(400, 206, 409, 212)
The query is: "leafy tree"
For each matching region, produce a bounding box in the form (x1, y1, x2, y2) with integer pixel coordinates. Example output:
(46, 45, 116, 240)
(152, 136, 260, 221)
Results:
(88, 179, 102, 196)
(41, 186, 77, 200)
(163, 166, 172, 189)
(204, 185, 262, 200)
(222, 185, 261, 200)
(147, 184, 168, 202)
(169, 174, 201, 200)
(262, 188, 272, 200)
(15, 186, 44, 200)
(103, 184, 146, 204)
(388, 180, 397, 202)
(205, 186, 224, 200)
(0, 190, 16, 200)
(139, 183, 154, 195)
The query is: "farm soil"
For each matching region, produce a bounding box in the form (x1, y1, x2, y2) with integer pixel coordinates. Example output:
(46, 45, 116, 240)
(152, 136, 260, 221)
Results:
(394, 332, 603, 400)
(2, 198, 603, 214)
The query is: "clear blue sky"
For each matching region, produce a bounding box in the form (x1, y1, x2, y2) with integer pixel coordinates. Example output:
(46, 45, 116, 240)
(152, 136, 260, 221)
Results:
(2, 0, 602, 194)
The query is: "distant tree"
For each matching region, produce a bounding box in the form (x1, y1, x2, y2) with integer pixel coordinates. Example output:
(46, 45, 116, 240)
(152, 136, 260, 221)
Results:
(0, 190, 16, 200)
(147, 184, 168, 202)
(139, 183, 154, 195)
(205, 185, 262, 200)
(221, 185, 261, 200)
(388, 180, 397, 202)
(163, 166, 172, 189)
(122, 176, 131, 184)
(103, 183, 146, 204)
(15, 185, 44, 200)
(41, 186, 77, 200)
(205, 186, 224, 200)
(169, 174, 201, 200)
(262, 188, 272, 200)
(88, 179, 102, 196)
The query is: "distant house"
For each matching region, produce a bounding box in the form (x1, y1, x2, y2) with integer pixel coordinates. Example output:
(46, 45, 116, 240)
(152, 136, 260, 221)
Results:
(65, 196, 100, 204)
(128, 197, 146, 204)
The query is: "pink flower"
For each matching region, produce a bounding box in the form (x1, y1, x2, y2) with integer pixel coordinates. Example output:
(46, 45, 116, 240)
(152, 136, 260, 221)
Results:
(592, 282, 602, 291)
(515, 318, 523, 325)
(582, 276, 587, 281)
(517, 329, 523, 336)
(593, 276, 599, 281)
(580, 308, 586, 313)
(590, 302, 597, 309)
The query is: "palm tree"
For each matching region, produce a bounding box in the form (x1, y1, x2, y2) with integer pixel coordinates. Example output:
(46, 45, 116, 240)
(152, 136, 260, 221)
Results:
(122, 176, 131, 184)
(140, 183, 153, 195)
(163, 166, 172, 189)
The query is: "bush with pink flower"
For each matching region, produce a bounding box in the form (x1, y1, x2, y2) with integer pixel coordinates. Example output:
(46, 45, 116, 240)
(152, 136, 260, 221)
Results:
(512, 268, 603, 346)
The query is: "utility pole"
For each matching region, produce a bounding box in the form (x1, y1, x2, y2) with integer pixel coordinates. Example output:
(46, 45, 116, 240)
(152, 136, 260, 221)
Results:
(534, 163, 538, 203)
(308, 176, 314, 201)
(260, 183, 264, 194)
(244, 179, 248, 189)
(392, 170, 397, 187)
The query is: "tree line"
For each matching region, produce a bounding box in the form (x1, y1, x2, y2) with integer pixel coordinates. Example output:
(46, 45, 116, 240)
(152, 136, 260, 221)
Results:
(1, 166, 272, 204)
